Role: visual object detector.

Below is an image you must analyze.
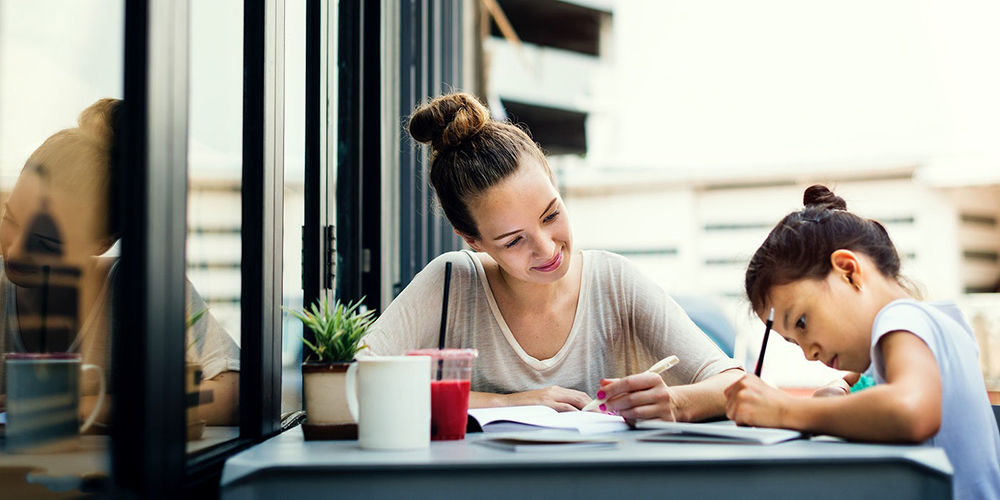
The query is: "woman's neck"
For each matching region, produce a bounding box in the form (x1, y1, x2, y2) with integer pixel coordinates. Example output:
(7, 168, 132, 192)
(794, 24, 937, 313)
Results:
(490, 253, 582, 313)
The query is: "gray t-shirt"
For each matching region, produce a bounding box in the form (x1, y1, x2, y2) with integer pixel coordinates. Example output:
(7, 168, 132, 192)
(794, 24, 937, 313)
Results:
(866, 299, 1000, 500)
(0, 260, 241, 397)
(364, 250, 742, 396)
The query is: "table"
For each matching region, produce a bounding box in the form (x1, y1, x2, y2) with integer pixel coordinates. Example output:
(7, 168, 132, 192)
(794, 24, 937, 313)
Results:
(220, 427, 953, 500)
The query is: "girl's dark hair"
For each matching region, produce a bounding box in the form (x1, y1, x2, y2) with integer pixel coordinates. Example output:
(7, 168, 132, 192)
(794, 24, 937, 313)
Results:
(745, 185, 907, 313)
(407, 92, 549, 239)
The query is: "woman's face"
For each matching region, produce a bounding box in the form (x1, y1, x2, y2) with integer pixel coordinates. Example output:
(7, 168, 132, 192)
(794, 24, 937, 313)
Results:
(463, 157, 573, 286)
(0, 171, 107, 287)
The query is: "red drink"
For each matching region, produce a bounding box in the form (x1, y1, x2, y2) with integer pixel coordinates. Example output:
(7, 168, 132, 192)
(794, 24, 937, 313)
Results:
(430, 379, 471, 440)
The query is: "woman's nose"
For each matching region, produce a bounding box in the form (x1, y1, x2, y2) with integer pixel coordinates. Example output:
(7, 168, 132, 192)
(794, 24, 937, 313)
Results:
(533, 229, 556, 257)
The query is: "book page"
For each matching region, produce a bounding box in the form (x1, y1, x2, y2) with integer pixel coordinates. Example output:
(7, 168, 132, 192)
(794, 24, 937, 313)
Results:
(635, 419, 803, 445)
(468, 406, 629, 435)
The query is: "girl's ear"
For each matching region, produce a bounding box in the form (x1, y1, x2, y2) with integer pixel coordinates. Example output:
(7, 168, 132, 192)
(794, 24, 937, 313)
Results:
(454, 229, 482, 252)
(830, 249, 863, 291)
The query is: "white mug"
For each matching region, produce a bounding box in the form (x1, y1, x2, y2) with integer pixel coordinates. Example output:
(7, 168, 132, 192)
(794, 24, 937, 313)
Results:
(5, 354, 106, 453)
(346, 356, 430, 450)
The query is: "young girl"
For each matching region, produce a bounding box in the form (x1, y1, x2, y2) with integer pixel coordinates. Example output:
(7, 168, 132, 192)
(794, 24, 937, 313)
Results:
(363, 92, 743, 421)
(725, 185, 1000, 500)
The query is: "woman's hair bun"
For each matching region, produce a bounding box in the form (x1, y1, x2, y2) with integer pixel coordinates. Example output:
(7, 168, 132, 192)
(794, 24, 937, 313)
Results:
(76, 97, 121, 148)
(803, 184, 847, 210)
(408, 92, 490, 153)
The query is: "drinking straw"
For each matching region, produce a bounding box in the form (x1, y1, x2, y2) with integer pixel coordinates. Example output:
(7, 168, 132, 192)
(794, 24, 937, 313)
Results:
(40, 265, 50, 353)
(436, 262, 453, 380)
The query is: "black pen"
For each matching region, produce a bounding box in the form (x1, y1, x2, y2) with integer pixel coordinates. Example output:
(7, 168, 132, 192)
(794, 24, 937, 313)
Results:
(753, 308, 775, 377)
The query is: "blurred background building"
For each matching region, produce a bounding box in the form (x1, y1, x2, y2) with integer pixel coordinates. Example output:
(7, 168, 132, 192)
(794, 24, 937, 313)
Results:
(479, 0, 1000, 391)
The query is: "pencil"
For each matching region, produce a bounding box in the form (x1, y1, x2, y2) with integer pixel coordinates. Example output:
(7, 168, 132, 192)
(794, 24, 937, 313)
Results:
(753, 308, 775, 377)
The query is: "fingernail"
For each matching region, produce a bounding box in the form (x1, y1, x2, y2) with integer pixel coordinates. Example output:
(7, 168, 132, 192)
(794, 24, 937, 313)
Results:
(596, 391, 605, 399)
(599, 404, 606, 412)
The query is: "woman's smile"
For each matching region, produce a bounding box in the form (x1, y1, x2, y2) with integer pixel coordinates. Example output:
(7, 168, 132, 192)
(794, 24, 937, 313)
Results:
(533, 250, 563, 273)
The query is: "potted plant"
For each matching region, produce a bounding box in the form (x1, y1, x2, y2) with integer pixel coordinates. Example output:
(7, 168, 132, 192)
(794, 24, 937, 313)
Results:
(284, 296, 375, 440)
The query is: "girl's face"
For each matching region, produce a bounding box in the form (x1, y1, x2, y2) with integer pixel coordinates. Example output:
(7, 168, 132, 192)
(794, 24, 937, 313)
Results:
(763, 267, 875, 374)
(463, 157, 573, 286)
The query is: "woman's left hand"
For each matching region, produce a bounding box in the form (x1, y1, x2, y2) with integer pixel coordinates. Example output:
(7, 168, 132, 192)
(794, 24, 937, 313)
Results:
(597, 373, 678, 422)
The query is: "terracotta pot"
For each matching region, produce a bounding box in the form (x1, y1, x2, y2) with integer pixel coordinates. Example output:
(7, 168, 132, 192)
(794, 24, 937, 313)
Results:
(186, 363, 206, 441)
(301, 361, 358, 440)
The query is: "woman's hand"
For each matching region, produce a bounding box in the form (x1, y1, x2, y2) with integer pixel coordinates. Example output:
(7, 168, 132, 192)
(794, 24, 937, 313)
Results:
(723, 374, 794, 428)
(470, 386, 592, 412)
(812, 382, 849, 398)
(597, 373, 678, 421)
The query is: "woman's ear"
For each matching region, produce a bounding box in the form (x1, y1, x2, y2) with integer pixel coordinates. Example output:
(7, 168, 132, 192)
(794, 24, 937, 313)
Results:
(454, 229, 482, 252)
(830, 249, 863, 291)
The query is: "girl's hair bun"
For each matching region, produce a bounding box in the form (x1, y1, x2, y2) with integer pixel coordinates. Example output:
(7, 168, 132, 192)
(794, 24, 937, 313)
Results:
(408, 92, 490, 154)
(803, 184, 847, 210)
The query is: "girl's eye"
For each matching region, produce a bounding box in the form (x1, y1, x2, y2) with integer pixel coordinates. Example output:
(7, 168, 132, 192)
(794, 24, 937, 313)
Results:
(504, 236, 522, 249)
(543, 211, 559, 223)
(795, 315, 806, 330)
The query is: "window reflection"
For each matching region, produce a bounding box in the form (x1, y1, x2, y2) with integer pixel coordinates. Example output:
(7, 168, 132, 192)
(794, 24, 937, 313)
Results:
(186, 0, 243, 452)
(0, 0, 122, 495)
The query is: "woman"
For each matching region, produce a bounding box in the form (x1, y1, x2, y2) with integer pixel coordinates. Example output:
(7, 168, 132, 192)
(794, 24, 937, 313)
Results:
(365, 92, 742, 421)
(0, 98, 241, 426)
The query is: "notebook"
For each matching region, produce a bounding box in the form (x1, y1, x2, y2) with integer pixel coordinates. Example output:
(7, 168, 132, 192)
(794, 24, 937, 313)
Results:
(475, 431, 622, 452)
(467, 405, 630, 435)
(635, 419, 804, 445)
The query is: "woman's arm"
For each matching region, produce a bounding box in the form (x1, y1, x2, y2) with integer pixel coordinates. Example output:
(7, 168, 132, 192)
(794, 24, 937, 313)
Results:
(198, 371, 240, 425)
(599, 368, 743, 422)
(812, 372, 861, 397)
(469, 386, 593, 412)
(725, 331, 941, 442)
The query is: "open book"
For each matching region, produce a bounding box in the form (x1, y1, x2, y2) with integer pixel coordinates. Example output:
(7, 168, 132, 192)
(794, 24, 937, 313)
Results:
(468, 405, 630, 435)
(635, 419, 804, 445)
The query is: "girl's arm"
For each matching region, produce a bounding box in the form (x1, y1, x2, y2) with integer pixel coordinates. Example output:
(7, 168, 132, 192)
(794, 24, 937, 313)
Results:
(726, 331, 941, 443)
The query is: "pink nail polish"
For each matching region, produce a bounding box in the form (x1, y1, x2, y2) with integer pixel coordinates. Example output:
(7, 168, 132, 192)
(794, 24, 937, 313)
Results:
(599, 404, 606, 412)
(596, 391, 605, 399)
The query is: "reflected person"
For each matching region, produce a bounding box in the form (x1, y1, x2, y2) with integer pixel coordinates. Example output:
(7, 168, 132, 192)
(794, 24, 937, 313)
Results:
(0, 98, 241, 426)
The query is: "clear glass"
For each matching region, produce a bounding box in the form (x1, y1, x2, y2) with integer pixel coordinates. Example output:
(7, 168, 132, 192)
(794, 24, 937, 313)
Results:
(0, 0, 122, 492)
(186, 0, 243, 452)
(282, 0, 306, 415)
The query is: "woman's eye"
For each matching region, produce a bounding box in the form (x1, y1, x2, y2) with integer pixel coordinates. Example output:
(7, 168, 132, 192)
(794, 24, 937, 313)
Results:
(504, 236, 521, 249)
(795, 316, 806, 330)
(543, 211, 559, 223)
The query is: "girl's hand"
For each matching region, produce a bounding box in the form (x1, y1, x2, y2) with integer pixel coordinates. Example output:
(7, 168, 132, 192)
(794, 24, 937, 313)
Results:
(597, 373, 678, 422)
(497, 386, 592, 412)
(724, 374, 794, 428)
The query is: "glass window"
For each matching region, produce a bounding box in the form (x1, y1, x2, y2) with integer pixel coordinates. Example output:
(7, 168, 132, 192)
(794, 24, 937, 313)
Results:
(186, 0, 243, 453)
(282, 0, 306, 414)
(0, 0, 122, 494)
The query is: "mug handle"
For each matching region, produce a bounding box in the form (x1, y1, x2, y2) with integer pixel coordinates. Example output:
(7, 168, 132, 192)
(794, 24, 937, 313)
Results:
(80, 364, 106, 433)
(345, 361, 359, 423)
